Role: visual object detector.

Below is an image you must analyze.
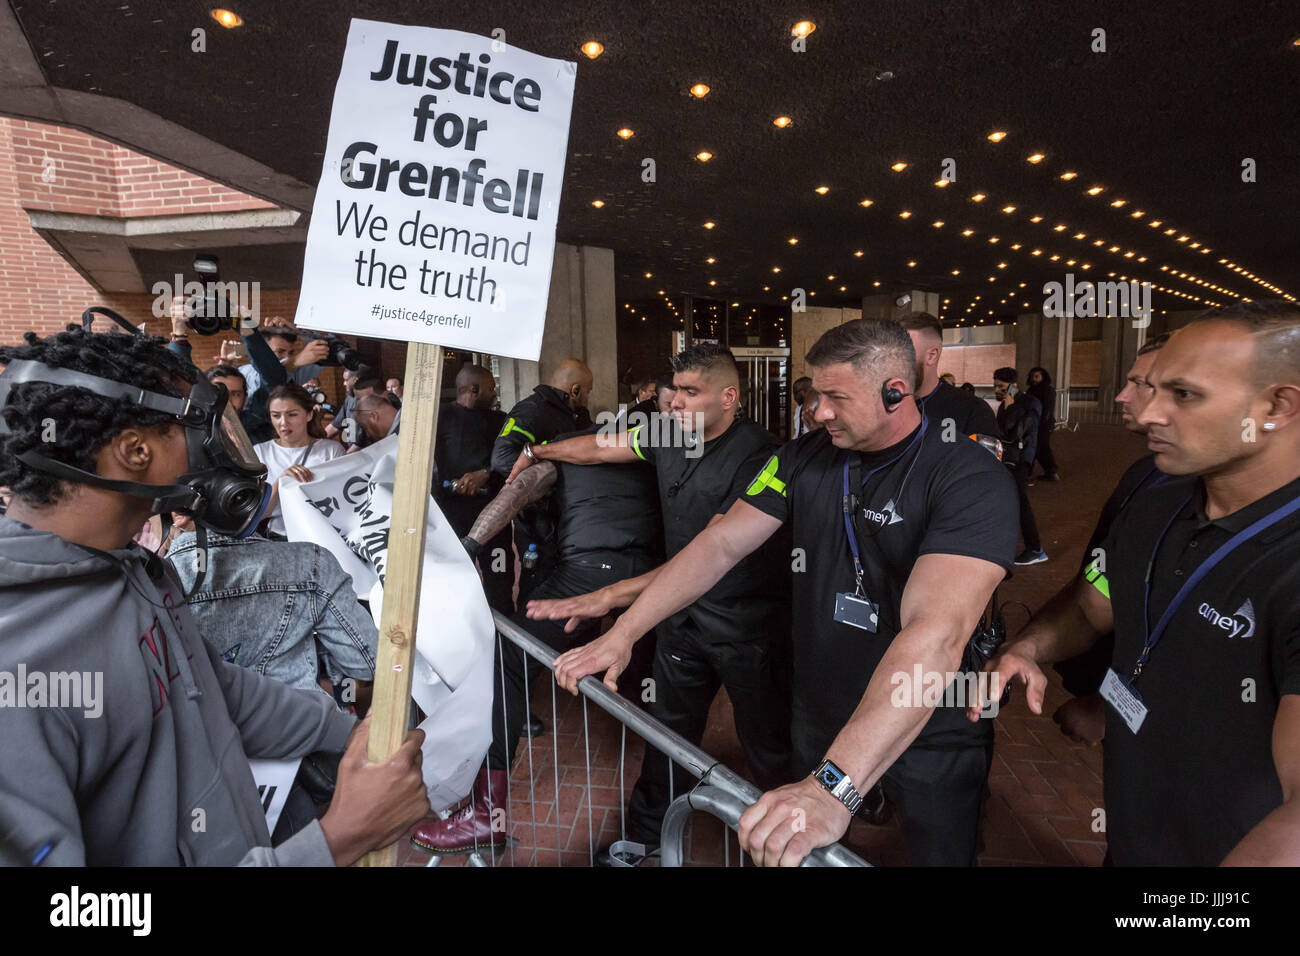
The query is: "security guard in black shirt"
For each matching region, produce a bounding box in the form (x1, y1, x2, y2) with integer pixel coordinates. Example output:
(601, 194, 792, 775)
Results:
(901, 312, 1000, 439)
(490, 359, 594, 601)
(979, 305, 1300, 865)
(545, 323, 1018, 866)
(513, 344, 794, 864)
(435, 365, 511, 615)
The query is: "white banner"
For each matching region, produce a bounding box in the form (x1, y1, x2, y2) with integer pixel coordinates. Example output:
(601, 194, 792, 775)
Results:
(294, 19, 576, 360)
(279, 435, 494, 811)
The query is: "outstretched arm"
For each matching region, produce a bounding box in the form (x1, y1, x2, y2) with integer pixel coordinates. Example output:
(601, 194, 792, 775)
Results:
(463, 462, 557, 549)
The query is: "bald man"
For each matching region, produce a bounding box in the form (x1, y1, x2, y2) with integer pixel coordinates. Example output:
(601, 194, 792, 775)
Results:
(899, 312, 999, 438)
(355, 392, 400, 442)
(437, 365, 511, 615)
(491, 358, 595, 602)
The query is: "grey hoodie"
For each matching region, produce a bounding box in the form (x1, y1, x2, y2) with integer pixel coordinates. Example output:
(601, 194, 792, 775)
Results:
(0, 516, 355, 866)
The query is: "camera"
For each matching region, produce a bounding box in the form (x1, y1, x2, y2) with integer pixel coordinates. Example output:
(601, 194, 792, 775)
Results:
(184, 287, 243, 337)
(304, 333, 367, 372)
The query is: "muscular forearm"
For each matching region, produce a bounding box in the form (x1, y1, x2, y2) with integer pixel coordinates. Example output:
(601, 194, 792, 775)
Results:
(1222, 799, 1300, 866)
(467, 463, 557, 544)
(824, 620, 969, 791)
(600, 566, 662, 609)
(533, 433, 629, 465)
(1006, 580, 1106, 665)
(609, 529, 735, 642)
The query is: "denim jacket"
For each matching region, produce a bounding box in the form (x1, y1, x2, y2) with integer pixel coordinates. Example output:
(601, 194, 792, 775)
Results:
(167, 531, 376, 693)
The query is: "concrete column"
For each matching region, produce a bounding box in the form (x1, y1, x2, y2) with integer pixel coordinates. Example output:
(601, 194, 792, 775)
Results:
(494, 241, 617, 417)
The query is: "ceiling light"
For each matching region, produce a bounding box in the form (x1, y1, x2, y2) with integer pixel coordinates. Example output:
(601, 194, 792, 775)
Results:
(1029, 216, 1043, 223)
(859, 198, 873, 207)
(899, 210, 912, 218)
(971, 193, 986, 202)
(591, 199, 604, 208)
(891, 162, 908, 172)
(1010, 243, 1022, 250)
(703, 221, 715, 229)
(772, 266, 781, 273)
(827, 275, 835, 280)
(695, 151, 713, 162)
(1110, 199, 1127, 207)
(815, 185, 829, 194)
(617, 128, 634, 140)
(987, 131, 1007, 142)
(1054, 224, 1067, 231)
(690, 83, 710, 98)
(932, 220, 945, 228)
(773, 115, 793, 128)
(1002, 205, 1016, 214)
(792, 20, 817, 38)
(644, 272, 653, 278)
(1093, 239, 1105, 246)
(1060, 171, 1078, 180)
(1109, 245, 1120, 252)
(709, 280, 717, 286)
(951, 269, 961, 275)
(211, 8, 243, 28)
(706, 257, 716, 263)
(962, 228, 974, 236)
(1087, 186, 1104, 195)
(1027, 153, 1045, 164)
(854, 250, 864, 257)
(907, 261, 917, 268)
(788, 237, 799, 245)
(1130, 210, 1145, 218)
(1177, 234, 1188, 241)
(1149, 220, 1163, 227)
(581, 41, 604, 59)
(1031, 249, 1042, 256)
(997, 262, 1007, 269)
(988, 236, 1000, 243)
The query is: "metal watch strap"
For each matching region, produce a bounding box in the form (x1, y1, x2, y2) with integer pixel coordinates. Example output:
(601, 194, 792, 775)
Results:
(815, 759, 864, 814)
(523, 443, 535, 460)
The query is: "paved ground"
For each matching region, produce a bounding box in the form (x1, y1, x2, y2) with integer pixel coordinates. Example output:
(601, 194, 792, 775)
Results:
(398, 423, 1146, 867)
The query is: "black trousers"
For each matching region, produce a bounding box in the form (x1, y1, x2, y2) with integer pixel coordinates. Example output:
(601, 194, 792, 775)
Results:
(444, 500, 515, 617)
(486, 552, 654, 772)
(878, 735, 995, 866)
(626, 614, 794, 845)
(1010, 462, 1042, 552)
(1034, 424, 1059, 476)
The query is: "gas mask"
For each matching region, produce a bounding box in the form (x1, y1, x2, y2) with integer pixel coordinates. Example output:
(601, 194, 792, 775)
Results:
(0, 311, 269, 537)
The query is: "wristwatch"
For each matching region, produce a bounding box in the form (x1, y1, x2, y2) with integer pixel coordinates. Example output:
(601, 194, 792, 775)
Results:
(813, 759, 864, 814)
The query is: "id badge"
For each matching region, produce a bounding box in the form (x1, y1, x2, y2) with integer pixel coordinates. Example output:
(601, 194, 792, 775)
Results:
(834, 592, 879, 633)
(1100, 667, 1148, 734)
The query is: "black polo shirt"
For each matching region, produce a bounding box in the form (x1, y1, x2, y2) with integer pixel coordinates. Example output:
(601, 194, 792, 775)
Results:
(916, 381, 999, 440)
(740, 417, 1019, 768)
(1096, 472, 1300, 865)
(629, 413, 788, 643)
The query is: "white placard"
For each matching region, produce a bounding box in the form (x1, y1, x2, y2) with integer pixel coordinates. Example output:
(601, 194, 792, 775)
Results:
(294, 18, 576, 361)
(249, 757, 303, 834)
(279, 435, 495, 811)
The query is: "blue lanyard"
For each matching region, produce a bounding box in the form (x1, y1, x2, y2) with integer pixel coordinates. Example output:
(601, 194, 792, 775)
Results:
(1134, 490, 1300, 682)
(841, 418, 927, 594)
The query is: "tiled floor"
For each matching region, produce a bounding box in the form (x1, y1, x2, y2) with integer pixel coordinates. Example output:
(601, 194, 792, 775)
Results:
(397, 423, 1142, 867)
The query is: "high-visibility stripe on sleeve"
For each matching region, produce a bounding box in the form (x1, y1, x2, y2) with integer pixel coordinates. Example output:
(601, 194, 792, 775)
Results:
(627, 424, 646, 461)
(499, 417, 536, 443)
(1084, 564, 1110, 600)
(745, 455, 787, 497)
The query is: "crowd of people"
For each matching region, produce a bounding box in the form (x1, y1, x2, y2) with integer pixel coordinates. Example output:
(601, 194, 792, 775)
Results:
(1, 301, 1297, 868)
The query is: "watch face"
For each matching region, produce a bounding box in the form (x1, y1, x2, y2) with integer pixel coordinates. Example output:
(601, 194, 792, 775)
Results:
(817, 761, 844, 789)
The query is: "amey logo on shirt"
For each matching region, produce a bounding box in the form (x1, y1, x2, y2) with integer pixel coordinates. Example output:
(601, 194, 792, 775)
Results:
(862, 499, 904, 528)
(1198, 598, 1255, 639)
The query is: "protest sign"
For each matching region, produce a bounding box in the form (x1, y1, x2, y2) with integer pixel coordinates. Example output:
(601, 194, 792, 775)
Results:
(280, 435, 495, 811)
(294, 18, 576, 362)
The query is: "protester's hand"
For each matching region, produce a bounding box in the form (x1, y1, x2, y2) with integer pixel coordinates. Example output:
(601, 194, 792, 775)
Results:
(966, 645, 1047, 721)
(553, 629, 633, 694)
(1052, 694, 1106, 745)
(453, 470, 489, 496)
(320, 716, 429, 866)
(737, 777, 851, 867)
(170, 309, 189, 339)
(526, 587, 615, 633)
(505, 448, 535, 484)
(293, 338, 330, 369)
(282, 464, 313, 485)
(219, 339, 244, 363)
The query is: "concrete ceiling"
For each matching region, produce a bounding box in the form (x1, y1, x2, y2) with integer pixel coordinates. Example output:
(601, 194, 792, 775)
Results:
(2, 0, 1297, 323)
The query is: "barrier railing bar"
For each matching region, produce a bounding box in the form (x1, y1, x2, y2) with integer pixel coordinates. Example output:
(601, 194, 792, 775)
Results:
(493, 612, 870, 868)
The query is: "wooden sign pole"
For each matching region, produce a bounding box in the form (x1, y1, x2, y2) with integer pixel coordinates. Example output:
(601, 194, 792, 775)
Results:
(358, 341, 444, 867)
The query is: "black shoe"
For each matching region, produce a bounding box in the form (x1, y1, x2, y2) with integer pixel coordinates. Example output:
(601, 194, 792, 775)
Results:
(1015, 548, 1049, 566)
(595, 839, 659, 867)
(523, 713, 545, 739)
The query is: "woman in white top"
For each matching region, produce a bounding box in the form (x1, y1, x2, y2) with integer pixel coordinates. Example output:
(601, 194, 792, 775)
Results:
(254, 383, 345, 537)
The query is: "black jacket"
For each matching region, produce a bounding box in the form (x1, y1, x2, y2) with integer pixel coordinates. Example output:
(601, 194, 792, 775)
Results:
(552, 427, 662, 563)
(996, 392, 1043, 465)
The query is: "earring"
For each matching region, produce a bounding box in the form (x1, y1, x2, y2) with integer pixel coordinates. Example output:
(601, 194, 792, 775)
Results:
(1263, 422, 1277, 431)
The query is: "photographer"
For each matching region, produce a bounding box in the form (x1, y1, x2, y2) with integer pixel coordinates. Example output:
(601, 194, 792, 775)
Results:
(0, 323, 427, 866)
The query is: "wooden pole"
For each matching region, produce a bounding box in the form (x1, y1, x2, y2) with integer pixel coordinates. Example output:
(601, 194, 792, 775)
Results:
(358, 341, 443, 867)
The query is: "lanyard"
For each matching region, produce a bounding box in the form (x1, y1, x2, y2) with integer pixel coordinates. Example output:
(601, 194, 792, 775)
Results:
(841, 418, 927, 595)
(1134, 490, 1300, 683)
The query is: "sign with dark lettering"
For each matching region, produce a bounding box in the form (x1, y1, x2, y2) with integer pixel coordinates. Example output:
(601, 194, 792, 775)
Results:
(295, 20, 576, 360)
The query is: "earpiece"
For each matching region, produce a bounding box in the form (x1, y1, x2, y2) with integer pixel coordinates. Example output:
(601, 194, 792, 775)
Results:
(881, 380, 912, 413)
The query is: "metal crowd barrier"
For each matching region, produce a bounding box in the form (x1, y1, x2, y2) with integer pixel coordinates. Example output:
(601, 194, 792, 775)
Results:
(427, 611, 869, 868)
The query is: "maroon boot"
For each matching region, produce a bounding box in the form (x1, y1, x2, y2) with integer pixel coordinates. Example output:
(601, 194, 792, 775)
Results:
(410, 769, 509, 855)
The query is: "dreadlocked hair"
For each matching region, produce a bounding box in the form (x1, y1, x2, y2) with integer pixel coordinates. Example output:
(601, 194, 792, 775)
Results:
(0, 325, 197, 506)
